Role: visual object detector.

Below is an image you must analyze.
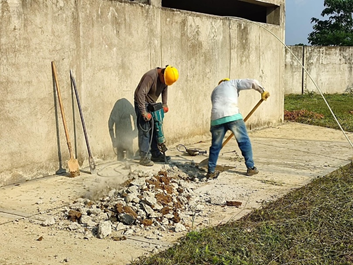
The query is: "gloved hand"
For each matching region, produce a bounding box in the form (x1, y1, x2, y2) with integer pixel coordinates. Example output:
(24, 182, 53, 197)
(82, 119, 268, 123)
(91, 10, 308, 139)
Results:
(142, 112, 152, 121)
(163, 106, 169, 113)
(261, 91, 270, 100)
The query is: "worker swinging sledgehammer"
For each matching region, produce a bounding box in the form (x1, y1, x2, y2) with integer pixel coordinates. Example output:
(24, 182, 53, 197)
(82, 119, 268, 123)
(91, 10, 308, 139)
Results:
(206, 78, 270, 179)
(134, 65, 179, 166)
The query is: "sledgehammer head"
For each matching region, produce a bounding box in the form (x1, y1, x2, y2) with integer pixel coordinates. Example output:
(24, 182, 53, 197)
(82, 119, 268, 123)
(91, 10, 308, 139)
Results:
(262, 91, 270, 100)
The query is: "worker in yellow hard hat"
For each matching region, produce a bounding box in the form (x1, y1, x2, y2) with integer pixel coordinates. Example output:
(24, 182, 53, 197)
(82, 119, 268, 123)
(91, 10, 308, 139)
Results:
(134, 65, 179, 166)
(218, 78, 230, 85)
(206, 78, 269, 179)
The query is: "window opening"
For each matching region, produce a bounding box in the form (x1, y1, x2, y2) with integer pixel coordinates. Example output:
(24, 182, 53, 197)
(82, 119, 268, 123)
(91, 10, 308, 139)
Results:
(162, 0, 280, 25)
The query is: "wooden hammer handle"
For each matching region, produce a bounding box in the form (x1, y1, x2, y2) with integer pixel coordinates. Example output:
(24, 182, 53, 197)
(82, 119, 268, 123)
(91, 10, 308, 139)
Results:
(222, 98, 264, 148)
(52, 61, 74, 159)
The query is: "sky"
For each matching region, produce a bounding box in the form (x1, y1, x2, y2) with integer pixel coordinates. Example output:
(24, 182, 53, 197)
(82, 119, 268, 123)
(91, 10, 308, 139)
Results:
(285, 0, 326, 45)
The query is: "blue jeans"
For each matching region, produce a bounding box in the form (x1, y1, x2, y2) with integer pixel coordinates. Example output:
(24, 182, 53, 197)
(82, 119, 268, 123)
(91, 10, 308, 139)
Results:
(134, 102, 162, 159)
(208, 119, 254, 173)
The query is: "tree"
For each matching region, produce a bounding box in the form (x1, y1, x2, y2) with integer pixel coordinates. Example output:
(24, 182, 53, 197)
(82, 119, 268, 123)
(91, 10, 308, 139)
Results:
(308, 0, 353, 46)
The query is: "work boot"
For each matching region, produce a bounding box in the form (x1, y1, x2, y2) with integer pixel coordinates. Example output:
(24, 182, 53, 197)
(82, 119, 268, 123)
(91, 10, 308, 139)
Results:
(206, 171, 220, 179)
(247, 167, 259, 176)
(139, 157, 154, 166)
(151, 154, 170, 162)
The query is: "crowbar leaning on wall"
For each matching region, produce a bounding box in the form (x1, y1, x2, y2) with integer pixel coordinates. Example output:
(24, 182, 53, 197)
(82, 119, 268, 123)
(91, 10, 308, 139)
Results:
(198, 91, 270, 169)
(51, 62, 80, 177)
(70, 70, 96, 175)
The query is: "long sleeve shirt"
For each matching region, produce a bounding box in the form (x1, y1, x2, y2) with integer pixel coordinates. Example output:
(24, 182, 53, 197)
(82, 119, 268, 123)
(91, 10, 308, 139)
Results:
(134, 68, 168, 115)
(211, 79, 264, 125)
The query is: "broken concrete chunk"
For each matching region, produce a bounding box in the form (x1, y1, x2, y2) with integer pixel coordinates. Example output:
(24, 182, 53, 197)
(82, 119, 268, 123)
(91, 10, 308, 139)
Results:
(88, 208, 101, 215)
(97, 221, 112, 239)
(42, 216, 55, 226)
(116, 222, 128, 231)
(210, 196, 226, 205)
(68, 210, 82, 222)
(141, 193, 157, 207)
(125, 193, 140, 203)
(164, 213, 174, 220)
(124, 229, 134, 235)
(141, 202, 154, 216)
(127, 186, 139, 194)
(118, 213, 135, 225)
(69, 222, 82, 231)
(129, 178, 146, 186)
(123, 206, 138, 219)
(226, 201, 242, 207)
(153, 202, 163, 211)
(174, 223, 186, 233)
(80, 215, 96, 227)
(142, 219, 153, 226)
(160, 206, 171, 215)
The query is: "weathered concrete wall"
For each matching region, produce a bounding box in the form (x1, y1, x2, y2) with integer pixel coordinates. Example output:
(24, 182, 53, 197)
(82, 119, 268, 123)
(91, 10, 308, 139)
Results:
(285, 46, 353, 94)
(0, 0, 285, 186)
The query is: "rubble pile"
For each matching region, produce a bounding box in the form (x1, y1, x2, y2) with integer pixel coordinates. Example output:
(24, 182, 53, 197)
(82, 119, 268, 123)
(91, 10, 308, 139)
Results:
(49, 164, 212, 239)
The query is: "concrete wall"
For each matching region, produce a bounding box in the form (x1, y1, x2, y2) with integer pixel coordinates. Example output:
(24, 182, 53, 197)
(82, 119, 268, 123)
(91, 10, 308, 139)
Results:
(0, 0, 285, 186)
(285, 46, 353, 94)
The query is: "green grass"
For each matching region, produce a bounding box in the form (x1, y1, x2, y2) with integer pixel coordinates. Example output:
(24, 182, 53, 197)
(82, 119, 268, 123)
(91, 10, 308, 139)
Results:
(131, 93, 353, 265)
(284, 93, 353, 132)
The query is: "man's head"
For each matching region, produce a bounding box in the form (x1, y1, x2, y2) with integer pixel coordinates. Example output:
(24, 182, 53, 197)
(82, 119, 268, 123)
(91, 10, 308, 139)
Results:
(163, 65, 179, 86)
(218, 78, 230, 85)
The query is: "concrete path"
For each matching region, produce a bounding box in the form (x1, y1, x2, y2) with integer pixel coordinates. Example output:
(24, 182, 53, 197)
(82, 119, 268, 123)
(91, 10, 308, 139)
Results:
(0, 122, 352, 265)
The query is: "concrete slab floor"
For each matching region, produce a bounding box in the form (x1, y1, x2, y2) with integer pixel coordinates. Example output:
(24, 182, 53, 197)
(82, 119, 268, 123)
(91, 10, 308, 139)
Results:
(0, 122, 352, 265)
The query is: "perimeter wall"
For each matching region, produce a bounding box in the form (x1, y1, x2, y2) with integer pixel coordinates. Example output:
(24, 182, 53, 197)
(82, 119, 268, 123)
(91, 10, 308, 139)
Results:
(285, 46, 353, 94)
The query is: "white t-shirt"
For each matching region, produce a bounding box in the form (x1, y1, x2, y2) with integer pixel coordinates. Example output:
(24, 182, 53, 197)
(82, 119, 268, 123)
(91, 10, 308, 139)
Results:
(211, 79, 264, 121)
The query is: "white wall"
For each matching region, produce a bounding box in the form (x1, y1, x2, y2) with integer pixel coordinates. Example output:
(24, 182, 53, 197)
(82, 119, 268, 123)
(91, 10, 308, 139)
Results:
(0, 0, 285, 186)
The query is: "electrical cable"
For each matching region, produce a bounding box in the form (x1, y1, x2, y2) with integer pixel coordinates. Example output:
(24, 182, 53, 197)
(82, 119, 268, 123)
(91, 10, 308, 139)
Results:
(96, 160, 122, 177)
(230, 17, 353, 148)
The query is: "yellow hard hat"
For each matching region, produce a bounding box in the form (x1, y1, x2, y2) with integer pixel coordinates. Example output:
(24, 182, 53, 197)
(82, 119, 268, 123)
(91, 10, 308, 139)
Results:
(218, 78, 230, 85)
(164, 65, 179, 86)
